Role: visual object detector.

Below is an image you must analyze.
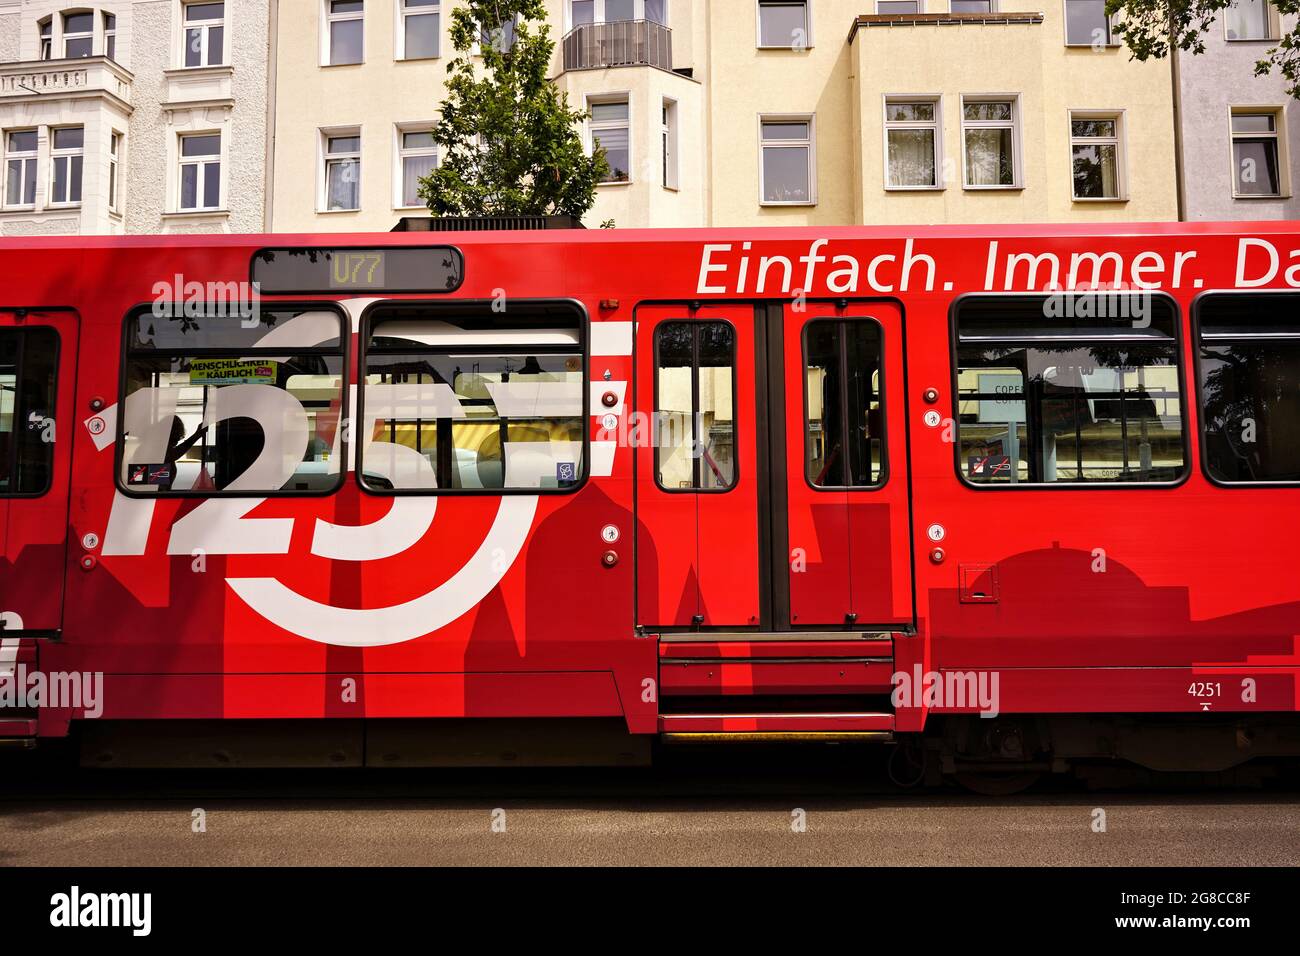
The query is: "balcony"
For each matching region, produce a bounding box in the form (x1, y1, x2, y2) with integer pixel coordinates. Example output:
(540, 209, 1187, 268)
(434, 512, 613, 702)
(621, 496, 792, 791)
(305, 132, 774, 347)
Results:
(562, 20, 673, 72)
(0, 56, 132, 108)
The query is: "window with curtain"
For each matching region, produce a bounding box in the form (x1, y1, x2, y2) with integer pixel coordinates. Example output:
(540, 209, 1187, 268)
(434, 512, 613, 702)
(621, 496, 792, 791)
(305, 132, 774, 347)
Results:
(323, 131, 361, 210)
(398, 129, 437, 207)
(1070, 114, 1122, 199)
(1231, 110, 1282, 197)
(962, 99, 1017, 187)
(885, 100, 939, 188)
(1225, 0, 1274, 39)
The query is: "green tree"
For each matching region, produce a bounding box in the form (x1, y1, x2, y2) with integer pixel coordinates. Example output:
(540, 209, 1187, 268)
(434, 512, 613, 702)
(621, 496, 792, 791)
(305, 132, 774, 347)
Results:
(1107, 0, 1300, 98)
(419, 0, 609, 217)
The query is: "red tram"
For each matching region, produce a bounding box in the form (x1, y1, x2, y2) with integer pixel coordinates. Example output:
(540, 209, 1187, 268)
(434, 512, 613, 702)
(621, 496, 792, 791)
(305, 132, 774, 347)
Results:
(1, 223, 1298, 778)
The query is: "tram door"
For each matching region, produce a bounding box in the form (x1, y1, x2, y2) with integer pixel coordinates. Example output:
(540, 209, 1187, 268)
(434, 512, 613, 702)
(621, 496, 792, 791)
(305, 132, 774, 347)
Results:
(0, 309, 79, 634)
(634, 301, 912, 632)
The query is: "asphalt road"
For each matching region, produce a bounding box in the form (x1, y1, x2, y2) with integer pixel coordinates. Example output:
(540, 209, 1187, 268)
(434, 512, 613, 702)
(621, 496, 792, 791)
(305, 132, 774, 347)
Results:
(3, 752, 1299, 866)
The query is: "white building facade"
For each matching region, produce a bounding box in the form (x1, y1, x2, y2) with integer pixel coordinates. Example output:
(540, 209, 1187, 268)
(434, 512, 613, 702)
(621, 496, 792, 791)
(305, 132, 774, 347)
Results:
(0, 0, 270, 235)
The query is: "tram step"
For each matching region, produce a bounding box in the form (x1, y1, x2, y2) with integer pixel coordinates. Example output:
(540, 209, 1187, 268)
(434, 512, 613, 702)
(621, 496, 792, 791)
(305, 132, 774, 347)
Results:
(658, 711, 894, 742)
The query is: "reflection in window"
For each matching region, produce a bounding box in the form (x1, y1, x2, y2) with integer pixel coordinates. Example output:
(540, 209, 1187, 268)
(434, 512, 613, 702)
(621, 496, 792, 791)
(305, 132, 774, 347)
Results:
(956, 297, 1185, 484)
(120, 309, 345, 494)
(805, 320, 885, 488)
(0, 327, 58, 496)
(363, 314, 585, 491)
(758, 0, 808, 47)
(1198, 295, 1300, 482)
(655, 321, 736, 491)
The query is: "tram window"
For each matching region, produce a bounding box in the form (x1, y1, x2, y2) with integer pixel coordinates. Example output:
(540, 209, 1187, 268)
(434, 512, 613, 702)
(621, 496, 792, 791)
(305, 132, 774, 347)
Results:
(362, 311, 586, 492)
(955, 296, 1186, 485)
(0, 327, 58, 496)
(655, 321, 736, 492)
(119, 307, 346, 495)
(1197, 294, 1300, 483)
(804, 319, 885, 488)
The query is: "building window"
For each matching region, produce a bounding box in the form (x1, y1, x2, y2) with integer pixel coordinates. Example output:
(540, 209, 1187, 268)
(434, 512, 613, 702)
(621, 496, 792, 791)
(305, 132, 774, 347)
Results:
(323, 131, 361, 210)
(884, 98, 940, 188)
(183, 2, 225, 67)
(397, 128, 436, 207)
(757, 0, 810, 48)
(104, 12, 117, 59)
(662, 98, 678, 190)
(760, 116, 815, 203)
(1196, 294, 1300, 483)
(1225, 0, 1276, 40)
(401, 0, 439, 59)
(655, 321, 737, 491)
(3, 131, 37, 208)
(572, 1, 665, 25)
(955, 296, 1185, 485)
(109, 131, 122, 212)
(962, 98, 1018, 187)
(805, 320, 886, 488)
(1231, 109, 1284, 197)
(0, 327, 59, 496)
(49, 127, 83, 205)
(38, 18, 51, 60)
(178, 133, 221, 211)
(1064, 0, 1112, 45)
(63, 11, 93, 58)
(878, 1, 920, 12)
(362, 308, 586, 492)
(590, 98, 630, 183)
(951, 0, 992, 10)
(1070, 113, 1123, 199)
(326, 0, 365, 65)
(120, 308, 346, 495)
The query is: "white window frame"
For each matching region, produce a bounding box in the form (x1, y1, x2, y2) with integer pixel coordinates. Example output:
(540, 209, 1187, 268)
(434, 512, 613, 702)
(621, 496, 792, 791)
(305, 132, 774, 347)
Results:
(755, 0, 813, 50)
(48, 126, 84, 207)
(3, 129, 38, 210)
(1062, 0, 1118, 47)
(661, 97, 679, 190)
(322, 0, 365, 66)
(1069, 109, 1127, 202)
(396, 0, 439, 60)
(758, 113, 816, 206)
(320, 126, 362, 211)
(394, 122, 437, 209)
(38, 17, 52, 60)
(109, 130, 123, 214)
(882, 95, 943, 190)
(960, 94, 1022, 190)
(177, 131, 223, 212)
(1229, 106, 1289, 199)
(180, 1, 227, 68)
(1224, 0, 1279, 41)
(62, 10, 94, 58)
(587, 93, 632, 185)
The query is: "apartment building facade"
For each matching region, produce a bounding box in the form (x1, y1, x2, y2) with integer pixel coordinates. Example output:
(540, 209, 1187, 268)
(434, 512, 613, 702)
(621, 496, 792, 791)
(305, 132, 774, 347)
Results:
(0, 0, 270, 235)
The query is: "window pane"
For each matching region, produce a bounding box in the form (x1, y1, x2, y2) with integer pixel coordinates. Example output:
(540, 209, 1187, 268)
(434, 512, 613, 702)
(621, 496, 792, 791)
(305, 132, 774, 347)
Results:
(64, 12, 93, 32)
(0, 328, 59, 495)
(203, 161, 220, 207)
(654, 321, 735, 491)
(964, 128, 1014, 185)
(606, 0, 635, 21)
(52, 127, 83, 150)
(950, 0, 992, 10)
(806, 322, 884, 487)
(1231, 113, 1275, 133)
(1233, 139, 1281, 195)
(331, 19, 364, 64)
(327, 160, 360, 209)
(759, 2, 807, 46)
(886, 102, 934, 122)
(645, 0, 667, 24)
(878, 1, 919, 12)
(402, 153, 437, 205)
(762, 121, 809, 140)
(186, 2, 225, 21)
(403, 131, 435, 149)
(697, 322, 736, 490)
(1065, 0, 1109, 44)
(1225, 0, 1270, 40)
(763, 145, 811, 201)
(9, 131, 36, 152)
(182, 134, 220, 157)
(406, 12, 439, 58)
(593, 126, 629, 181)
(963, 101, 1012, 122)
(1071, 119, 1116, 138)
(208, 25, 225, 64)
(590, 101, 629, 123)
(65, 36, 92, 57)
(185, 27, 203, 66)
(572, 0, 594, 26)
(656, 322, 694, 489)
(53, 156, 67, 203)
(328, 135, 360, 153)
(1072, 143, 1118, 198)
(180, 164, 198, 208)
(888, 128, 936, 186)
(332, 0, 364, 11)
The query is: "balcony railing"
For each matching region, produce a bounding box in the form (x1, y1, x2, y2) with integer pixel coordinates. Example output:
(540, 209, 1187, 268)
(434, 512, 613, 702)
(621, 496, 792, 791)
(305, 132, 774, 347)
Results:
(562, 20, 673, 72)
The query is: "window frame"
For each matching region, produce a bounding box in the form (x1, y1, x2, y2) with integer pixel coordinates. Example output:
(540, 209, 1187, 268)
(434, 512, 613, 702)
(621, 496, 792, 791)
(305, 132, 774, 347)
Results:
(1069, 109, 1127, 202)
(323, 0, 366, 66)
(651, 317, 740, 495)
(588, 93, 632, 185)
(356, 298, 591, 498)
(661, 97, 679, 191)
(801, 317, 890, 493)
(1229, 106, 1288, 199)
(181, 1, 227, 68)
(48, 125, 84, 207)
(109, 130, 123, 214)
(950, 0, 995, 11)
(882, 95, 943, 191)
(3, 129, 38, 210)
(38, 17, 52, 60)
(0, 325, 61, 500)
(755, 0, 812, 49)
(1224, 0, 1279, 41)
(877, 1, 922, 13)
(1062, 0, 1118, 47)
(177, 131, 223, 212)
(320, 127, 362, 212)
(1191, 290, 1300, 489)
(62, 10, 94, 59)
(569, 0, 668, 29)
(947, 292, 1191, 491)
(104, 12, 117, 59)
(114, 301, 350, 500)
(758, 113, 817, 205)
(396, 0, 439, 60)
(959, 94, 1022, 190)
